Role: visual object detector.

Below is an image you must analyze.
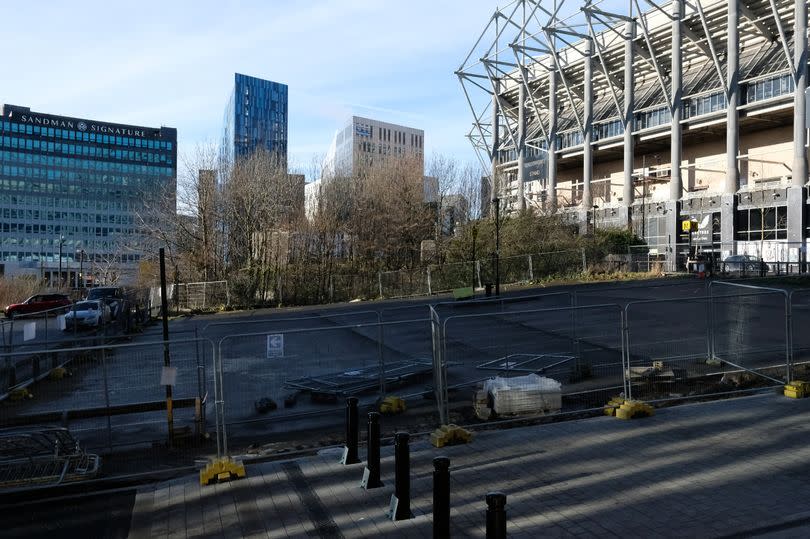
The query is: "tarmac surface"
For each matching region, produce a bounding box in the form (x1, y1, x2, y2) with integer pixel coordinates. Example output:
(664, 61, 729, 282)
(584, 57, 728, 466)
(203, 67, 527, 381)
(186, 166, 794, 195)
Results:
(128, 391, 810, 538)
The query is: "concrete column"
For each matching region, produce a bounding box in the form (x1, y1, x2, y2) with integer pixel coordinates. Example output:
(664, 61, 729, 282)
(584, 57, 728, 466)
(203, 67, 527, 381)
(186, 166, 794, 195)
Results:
(492, 78, 500, 208)
(583, 39, 593, 210)
(667, 0, 684, 269)
(621, 20, 636, 228)
(548, 68, 558, 212)
(722, 0, 740, 252)
(789, 0, 808, 246)
(670, 0, 683, 202)
(517, 80, 526, 211)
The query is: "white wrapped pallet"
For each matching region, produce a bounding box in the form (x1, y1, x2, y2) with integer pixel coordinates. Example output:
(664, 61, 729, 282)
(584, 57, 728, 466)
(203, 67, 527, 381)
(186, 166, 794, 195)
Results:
(483, 374, 562, 416)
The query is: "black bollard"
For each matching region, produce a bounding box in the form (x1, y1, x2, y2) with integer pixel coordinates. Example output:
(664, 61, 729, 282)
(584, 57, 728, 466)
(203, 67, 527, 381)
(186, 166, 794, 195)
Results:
(361, 412, 383, 489)
(432, 456, 450, 538)
(485, 492, 507, 539)
(388, 432, 413, 521)
(341, 396, 360, 465)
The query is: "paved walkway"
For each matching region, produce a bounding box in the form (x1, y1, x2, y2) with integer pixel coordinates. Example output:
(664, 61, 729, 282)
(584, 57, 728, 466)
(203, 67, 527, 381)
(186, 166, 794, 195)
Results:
(128, 393, 810, 538)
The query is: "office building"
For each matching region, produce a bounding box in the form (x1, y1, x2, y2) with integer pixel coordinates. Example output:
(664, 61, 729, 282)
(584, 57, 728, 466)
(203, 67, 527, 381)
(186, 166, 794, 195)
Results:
(459, 0, 809, 269)
(0, 104, 177, 283)
(322, 116, 424, 180)
(224, 73, 288, 165)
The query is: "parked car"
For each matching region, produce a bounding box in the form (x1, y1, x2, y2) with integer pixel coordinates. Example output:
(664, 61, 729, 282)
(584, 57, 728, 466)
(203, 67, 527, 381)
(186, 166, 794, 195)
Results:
(4, 294, 72, 319)
(722, 254, 770, 275)
(86, 287, 123, 319)
(63, 300, 111, 329)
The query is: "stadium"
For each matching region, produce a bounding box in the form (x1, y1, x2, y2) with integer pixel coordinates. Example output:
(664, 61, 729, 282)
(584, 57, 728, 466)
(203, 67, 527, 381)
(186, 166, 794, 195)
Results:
(459, 0, 808, 270)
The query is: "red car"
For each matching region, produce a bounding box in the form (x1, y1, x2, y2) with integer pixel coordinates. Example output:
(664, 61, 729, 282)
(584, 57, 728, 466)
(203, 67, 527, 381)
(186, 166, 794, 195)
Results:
(4, 294, 72, 319)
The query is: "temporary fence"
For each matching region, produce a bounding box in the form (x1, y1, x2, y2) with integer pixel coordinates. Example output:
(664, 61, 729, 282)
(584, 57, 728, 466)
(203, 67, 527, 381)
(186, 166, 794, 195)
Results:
(173, 281, 230, 311)
(790, 288, 810, 367)
(0, 337, 212, 484)
(622, 281, 789, 404)
(432, 304, 624, 425)
(213, 317, 435, 457)
(0, 301, 149, 392)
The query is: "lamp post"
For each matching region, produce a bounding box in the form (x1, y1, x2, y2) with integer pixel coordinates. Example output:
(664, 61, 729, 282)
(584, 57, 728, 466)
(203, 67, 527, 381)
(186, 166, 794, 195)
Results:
(57, 235, 65, 287)
(471, 224, 478, 290)
(492, 197, 501, 296)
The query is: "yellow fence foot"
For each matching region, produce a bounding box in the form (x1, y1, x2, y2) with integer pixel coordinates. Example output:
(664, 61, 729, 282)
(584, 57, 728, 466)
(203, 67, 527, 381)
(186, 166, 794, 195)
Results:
(380, 396, 406, 415)
(784, 380, 810, 399)
(200, 457, 246, 486)
(615, 400, 655, 420)
(430, 424, 474, 448)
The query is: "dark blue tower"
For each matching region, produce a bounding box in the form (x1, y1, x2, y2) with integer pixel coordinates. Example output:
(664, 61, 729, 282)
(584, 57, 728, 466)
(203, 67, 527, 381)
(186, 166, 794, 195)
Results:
(227, 73, 288, 164)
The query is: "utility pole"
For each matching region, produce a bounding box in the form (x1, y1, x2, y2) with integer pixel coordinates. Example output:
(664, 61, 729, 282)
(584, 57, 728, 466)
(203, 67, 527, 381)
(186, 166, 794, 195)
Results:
(57, 235, 65, 287)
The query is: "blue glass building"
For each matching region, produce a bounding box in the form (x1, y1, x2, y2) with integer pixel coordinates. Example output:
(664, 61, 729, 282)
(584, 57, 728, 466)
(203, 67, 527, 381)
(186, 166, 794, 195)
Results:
(0, 104, 177, 284)
(225, 73, 288, 164)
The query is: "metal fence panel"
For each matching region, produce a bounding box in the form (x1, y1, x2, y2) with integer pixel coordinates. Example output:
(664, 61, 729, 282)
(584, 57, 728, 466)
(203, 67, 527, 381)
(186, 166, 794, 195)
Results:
(379, 269, 429, 298)
(624, 286, 788, 403)
(216, 319, 436, 454)
(0, 338, 213, 480)
(438, 304, 624, 426)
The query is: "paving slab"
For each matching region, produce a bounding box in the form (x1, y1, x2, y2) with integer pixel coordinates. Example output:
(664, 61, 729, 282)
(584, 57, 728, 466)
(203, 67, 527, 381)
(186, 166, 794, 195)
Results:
(129, 392, 810, 538)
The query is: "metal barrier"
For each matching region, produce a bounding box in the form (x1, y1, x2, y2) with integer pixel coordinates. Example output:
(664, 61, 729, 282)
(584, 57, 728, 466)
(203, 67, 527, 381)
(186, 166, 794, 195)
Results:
(622, 283, 790, 403)
(0, 338, 212, 469)
(434, 304, 624, 426)
(789, 288, 810, 368)
(214, 318, 434, 456)
(709, 281, 792, 382)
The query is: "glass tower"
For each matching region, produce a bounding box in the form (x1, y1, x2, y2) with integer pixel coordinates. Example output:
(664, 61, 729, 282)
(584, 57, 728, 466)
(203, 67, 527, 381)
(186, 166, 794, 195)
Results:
(0, 104, 177, 283)
(224, 73, 288, 164)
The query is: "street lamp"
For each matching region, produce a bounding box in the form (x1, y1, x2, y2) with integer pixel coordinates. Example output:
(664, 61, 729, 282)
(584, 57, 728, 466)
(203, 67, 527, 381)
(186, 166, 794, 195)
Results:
(76, 249, 86, 289)
(57, 235, 65, 287)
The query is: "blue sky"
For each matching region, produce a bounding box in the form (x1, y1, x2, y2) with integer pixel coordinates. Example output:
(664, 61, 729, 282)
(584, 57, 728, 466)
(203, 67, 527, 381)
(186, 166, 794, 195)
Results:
(2, 0, 508, 179)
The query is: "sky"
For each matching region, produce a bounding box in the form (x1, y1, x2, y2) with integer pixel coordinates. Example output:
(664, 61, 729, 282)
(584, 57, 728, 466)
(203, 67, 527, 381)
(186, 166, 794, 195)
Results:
(1, 0, 511, 180)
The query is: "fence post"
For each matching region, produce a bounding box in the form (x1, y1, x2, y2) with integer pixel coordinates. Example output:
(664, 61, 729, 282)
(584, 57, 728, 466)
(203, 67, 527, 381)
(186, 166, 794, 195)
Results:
(785, 292, 793, 382)
(378, 272, 384, 298)
(433, 456, 450, 538)
(342, 397, 361, 465)
(427, 267, 432, 295)
(485, 492, 507, 539)
(581, 248, 587, 273)
(388, 432, 413, 521)
(527, 254, 534, 281)
(362, 412, 383, 489)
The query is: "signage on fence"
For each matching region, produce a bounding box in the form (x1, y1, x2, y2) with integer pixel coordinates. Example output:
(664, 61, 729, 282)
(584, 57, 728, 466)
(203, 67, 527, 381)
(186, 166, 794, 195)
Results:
(160, 366, 177, 386)
(23, 322, 35, 341)
(57, 315, 66, 331)
(266, 334, 284, 359)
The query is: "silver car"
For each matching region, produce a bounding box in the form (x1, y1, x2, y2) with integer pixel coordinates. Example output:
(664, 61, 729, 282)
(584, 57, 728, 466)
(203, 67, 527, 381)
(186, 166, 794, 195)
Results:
(63, 300, 112, 329)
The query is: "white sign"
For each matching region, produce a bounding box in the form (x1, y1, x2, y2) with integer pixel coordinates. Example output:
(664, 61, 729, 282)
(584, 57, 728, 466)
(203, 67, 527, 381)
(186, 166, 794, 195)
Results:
(57, 315, 66, 331)
(266, 334, 284, 359)
(160, 366, 177, 386)
(23, 322, 36, 341)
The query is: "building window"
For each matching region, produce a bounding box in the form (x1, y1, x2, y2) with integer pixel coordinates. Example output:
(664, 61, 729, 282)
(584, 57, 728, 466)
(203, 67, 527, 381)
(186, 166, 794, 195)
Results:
(736, 206, 787, 241)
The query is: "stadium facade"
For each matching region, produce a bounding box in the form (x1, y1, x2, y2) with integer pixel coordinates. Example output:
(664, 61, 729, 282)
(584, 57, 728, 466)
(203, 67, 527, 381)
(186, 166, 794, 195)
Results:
(0, 104, 177, 284)
(459, 0, 809, 269)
